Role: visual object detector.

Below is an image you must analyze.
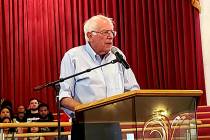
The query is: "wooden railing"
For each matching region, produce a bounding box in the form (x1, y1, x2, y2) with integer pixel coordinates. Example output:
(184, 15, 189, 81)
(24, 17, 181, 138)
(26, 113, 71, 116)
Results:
(0, 120, 209, 139)
(0, 122, 71, 128)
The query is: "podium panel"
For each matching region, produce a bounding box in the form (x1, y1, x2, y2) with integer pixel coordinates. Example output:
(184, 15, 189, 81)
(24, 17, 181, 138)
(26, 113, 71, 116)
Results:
(74, 90, 202, 140)
(135, 96, 197, 139)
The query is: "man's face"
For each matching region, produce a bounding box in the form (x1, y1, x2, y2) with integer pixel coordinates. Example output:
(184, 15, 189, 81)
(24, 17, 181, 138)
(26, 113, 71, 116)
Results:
(39, 106, 49, 118)
(29, 99, 39, 111)
(88, 20, 115, 55)
(17, 105, 25, 113)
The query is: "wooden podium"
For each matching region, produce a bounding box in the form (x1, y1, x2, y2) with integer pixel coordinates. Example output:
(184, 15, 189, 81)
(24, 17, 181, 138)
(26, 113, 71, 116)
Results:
(74, 90, 203, 140)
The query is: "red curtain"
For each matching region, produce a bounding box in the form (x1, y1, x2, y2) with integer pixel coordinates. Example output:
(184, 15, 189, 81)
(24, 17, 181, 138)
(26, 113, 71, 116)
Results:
(0, 0, 206, 112)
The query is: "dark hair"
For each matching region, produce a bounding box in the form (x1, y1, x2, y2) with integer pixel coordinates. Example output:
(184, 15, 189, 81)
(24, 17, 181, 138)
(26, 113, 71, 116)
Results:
(0, 116, 15, 133)
(0, 106, 13, 119)
(0, 116, 11, 123)
(29, 98, 39, 104)
(38, 103, 49, 111)
(0, 99, 12, 110)
(27, 120, 41, 133)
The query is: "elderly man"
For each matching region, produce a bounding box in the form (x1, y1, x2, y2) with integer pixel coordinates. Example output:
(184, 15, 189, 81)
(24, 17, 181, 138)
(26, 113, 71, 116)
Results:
(59, 15, 140, 140)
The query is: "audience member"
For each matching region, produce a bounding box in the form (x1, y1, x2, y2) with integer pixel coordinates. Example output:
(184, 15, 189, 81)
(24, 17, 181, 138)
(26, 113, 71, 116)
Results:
(26, 98, 40, 122)
(0, 98, 12, 109)
(17, 105, 26, 113)
(24, 124, 45, 140)
(0, 98, 64, 139)
(0, 116, 17, 140)
(14, 105, 27, 122)
(37, 103, 55, 132)
(0, 106, 13, 121)
(13, 105, 27, 135)
(38, 103, 54, 121)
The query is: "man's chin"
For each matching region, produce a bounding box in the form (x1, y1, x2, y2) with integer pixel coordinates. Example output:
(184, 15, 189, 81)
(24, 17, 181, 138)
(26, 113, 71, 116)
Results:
(106, 46, 113, 51)
(99, 47, 112, 55)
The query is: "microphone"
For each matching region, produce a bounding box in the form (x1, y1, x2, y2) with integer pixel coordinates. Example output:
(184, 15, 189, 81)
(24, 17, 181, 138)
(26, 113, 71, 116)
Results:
(111, 47, 130, 69)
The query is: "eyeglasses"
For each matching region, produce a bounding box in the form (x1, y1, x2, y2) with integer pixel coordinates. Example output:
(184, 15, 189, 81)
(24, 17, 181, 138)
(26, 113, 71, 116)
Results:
(91, 30, 117, 37)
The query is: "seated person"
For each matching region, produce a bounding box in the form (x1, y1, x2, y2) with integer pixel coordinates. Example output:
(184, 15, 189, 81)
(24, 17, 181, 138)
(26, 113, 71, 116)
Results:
(14, 105, 27, 122)
(0, 106, 13, 121)
(0, 117, 17, 140)
(26, 98, 40, 122)
(37, 103, 55, 132)
(0, 98, 12, 109)
(24, 125, 45, 140)
(13, 105, 28, 134)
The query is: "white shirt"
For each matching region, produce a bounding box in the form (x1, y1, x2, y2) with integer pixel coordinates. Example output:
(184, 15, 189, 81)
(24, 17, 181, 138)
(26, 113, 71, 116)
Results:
(59, 43, 140, 114)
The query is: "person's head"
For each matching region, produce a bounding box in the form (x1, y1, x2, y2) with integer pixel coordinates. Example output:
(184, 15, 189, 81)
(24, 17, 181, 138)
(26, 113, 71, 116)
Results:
(84, 15, 117, 55)
(29, 98, 39, 111)
(1, 99, 12, 109)
(38, 103, 49, 119)
(1, 116, 11, 123)
(0, 106, 12, 119)
(0, 117, 13, 133)
(29, 126, 40, 133)
(17, 105, 25, 113)
(26, 120, 40, 133)
(16, 105, 26, 120)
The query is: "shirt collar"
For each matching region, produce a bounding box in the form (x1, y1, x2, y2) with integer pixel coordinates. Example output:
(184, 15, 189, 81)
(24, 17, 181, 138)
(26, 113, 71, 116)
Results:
(84, 42, 97, 62)
(84, 42, 111, 62)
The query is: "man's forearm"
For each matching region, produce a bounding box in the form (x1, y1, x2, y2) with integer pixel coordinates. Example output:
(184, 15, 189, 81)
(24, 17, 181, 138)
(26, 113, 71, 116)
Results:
(61, 97, 81, 111)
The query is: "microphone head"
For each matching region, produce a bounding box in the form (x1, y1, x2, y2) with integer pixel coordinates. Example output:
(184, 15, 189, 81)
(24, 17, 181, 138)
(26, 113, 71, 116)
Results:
(111, 46, 118, 54)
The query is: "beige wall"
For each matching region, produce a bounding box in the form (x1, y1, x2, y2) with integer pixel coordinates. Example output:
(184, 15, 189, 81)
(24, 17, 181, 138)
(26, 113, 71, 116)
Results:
(200, 0, 210, 105)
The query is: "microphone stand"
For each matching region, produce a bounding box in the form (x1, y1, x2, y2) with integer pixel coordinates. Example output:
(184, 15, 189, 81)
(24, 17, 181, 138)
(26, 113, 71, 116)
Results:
(33, 59, 118, 140)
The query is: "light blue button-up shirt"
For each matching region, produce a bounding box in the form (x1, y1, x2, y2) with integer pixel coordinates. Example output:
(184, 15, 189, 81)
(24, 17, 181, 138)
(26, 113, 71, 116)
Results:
(59, 43, 139, 114)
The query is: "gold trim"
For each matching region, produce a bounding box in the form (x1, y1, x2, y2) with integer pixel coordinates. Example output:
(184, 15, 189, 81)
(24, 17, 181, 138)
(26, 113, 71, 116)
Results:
(75, 89, 203, 112)
(0, 122, 71, 128)
(5, 132, 71, 138)
(191, 0, 201, 12)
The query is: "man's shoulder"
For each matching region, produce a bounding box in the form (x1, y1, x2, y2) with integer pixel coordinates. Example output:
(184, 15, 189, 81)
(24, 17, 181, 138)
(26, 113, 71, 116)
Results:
(63, 45, 89, 62)
(65, 45, 85, 55)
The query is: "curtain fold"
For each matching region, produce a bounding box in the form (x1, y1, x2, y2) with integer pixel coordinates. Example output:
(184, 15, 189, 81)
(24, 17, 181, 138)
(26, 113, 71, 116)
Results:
(0, 0, 206, 112)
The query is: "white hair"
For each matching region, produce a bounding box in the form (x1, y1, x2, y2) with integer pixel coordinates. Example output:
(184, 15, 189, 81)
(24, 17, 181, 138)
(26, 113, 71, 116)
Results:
(83, 15, 114, 41)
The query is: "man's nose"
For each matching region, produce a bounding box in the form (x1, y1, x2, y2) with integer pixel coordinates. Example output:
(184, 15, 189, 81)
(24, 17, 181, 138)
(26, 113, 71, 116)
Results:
(107, 34, 114, 39)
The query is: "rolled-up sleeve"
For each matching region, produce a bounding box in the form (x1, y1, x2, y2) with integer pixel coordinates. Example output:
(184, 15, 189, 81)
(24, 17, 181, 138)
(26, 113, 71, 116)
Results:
(124, 68, 140, 91)
(59, 53, 75, 101)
